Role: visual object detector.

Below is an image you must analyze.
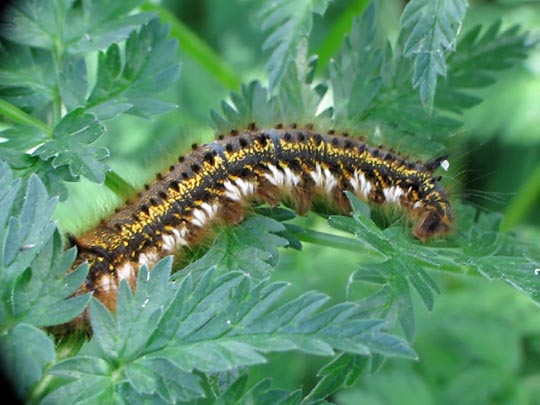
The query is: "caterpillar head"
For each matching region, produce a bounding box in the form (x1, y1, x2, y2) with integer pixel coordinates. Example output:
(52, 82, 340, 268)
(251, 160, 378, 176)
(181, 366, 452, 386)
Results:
(413, 203, 453, 242)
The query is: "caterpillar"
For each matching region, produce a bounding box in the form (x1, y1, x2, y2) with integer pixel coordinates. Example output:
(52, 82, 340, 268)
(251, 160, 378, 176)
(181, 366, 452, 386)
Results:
(69, 124, 452, 315)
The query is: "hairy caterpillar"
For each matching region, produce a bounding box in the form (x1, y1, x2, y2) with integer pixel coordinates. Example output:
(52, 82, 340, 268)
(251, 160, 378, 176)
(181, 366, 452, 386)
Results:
(69, 124, 452, 314)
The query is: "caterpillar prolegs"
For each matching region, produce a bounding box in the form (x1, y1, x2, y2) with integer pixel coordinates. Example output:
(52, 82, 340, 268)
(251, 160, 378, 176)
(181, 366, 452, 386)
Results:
(69, 125, 452, 316)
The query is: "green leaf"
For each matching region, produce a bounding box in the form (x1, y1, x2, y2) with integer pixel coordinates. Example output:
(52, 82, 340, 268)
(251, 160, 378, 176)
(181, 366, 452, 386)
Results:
(33, 108, 108, 183)
(89, 298, 120, 360)
(0, 126, 50, 171)
(11, 233, 90, 327)
(335, 194, 540, 342)
(329, 2, 528, 155)
(58, 57, 90, 112)
(147, 269, 246, 349)
(257, 0, 333, 90)
(149, 270, 415, 362)
(87, 18, 180, 119)
(277, 46, 331, 125)
(0, 0, 152, 54)
(0, 43, 54, 132)
(0, 323, 55, 399)
(211, 81, 278, 132)
(329, 194, 442, 340)
(256, 207, 303, 251)
(330, 3, 383, 125)
(151, 340, 268, 373)
(0, 42, 55, 117)
(303, 353, 368, 403)
(400, 0, 468, 110)
(0, 173, 57, 281)
(351, 263, 417, 341)
(42, 376, 115, 405)
(180, 214, 289, 281)
(235, 378, 302, 405)
(0, 163, 89, 334)
(1, 9, 180, 203)
(449, 206, 540, 303)
(207, 372, 249, 403)
(48, 356, 112, 379)
(64, 3, 154, 55)
(436, 21, 530, 113)
(123, 362, 159, 395)
(211, 59, 330, 136)
(329, 5, 456, 157)
(116, 258, 174, 359)
(0, 160, 21, 231)
(0, 141, 38, 172)
(47, 263, 413, 403)
(0, 0, 62, 49)
(472, 254, 540, 302)
(121, 357, 204, 403)
(28, 158, 75, 201)
(448, 21, 529, 85)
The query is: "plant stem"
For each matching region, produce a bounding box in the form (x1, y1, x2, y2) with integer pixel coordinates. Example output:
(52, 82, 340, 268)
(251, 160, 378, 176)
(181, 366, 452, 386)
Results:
(0, 99, 52, 136)
(104, 170, 137, 200)
(289, 226, 386, 261)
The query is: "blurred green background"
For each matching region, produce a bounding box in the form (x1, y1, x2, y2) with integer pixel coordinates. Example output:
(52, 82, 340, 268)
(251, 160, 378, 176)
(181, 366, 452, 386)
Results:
(54, 0, 540, 403)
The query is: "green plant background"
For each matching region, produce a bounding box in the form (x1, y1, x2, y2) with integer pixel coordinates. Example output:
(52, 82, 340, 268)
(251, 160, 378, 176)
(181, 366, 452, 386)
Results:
(1, 0, 540, 403)
(59, 0, 540, 402)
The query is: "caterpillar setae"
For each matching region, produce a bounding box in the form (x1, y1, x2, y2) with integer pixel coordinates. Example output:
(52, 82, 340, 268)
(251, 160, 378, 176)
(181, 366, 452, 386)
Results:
(68, 124, 452, 315)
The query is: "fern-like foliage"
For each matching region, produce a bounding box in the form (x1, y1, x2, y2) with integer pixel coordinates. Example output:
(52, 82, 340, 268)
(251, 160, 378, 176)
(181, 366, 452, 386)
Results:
(211, 81, 277, 131)
(331, 195, 540, 341)
(31, 109, 108, 183)
(0, 0, 152, 54)
(437, 20, 531, 113)
(44, 259, 414, 403)
(330, 2, 457, 157)
(0, 162, 90, 400)
(328, 2, 530, 158)
(179, 213, 291, 281)
(0, 0, 179, 199)
(86, 19, 179, 120)
(399, 0, 468, 111)
(1, 1, 539, 403)
(257, 0, 333, 90)
(303, 352, 369, 403)
(216, 3, 529, 158)
(211, 47, 330, 132)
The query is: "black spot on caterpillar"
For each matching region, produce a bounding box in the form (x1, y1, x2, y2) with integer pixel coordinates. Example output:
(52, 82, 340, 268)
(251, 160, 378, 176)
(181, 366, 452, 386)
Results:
(68, 126, 452, 321)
